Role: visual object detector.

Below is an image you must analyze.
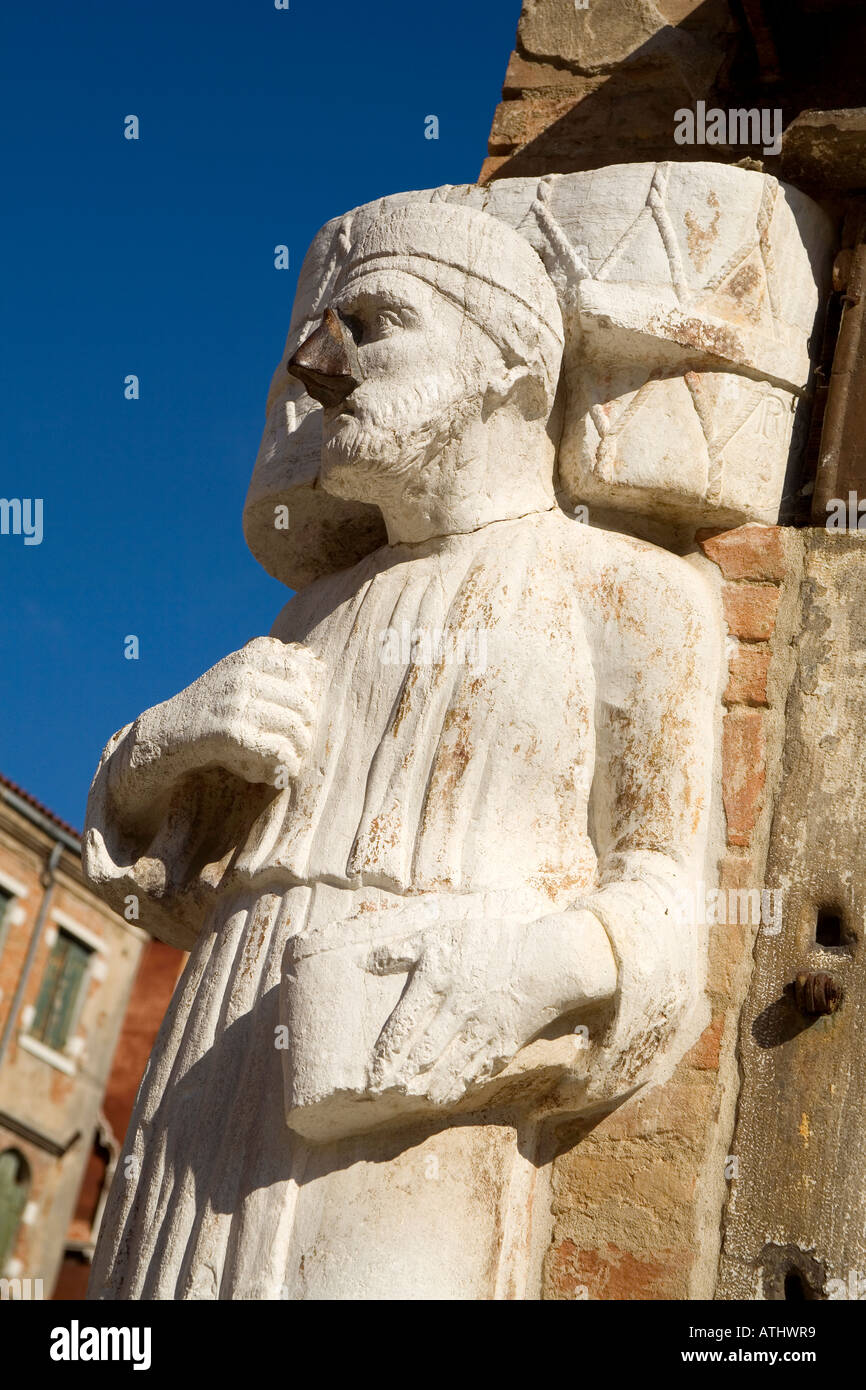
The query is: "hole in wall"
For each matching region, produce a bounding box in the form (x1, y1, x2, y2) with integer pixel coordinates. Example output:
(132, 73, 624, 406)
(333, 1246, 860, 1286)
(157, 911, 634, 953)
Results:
(783, 1266, 824, 1301)
(761, 1243, 826, 1301)
(814, 907, 853, 952)
(784, 1271, 808, 1300)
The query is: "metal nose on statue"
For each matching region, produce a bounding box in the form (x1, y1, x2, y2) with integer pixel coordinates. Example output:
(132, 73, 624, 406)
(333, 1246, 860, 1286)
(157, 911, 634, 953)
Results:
(287, 307, 359, 409)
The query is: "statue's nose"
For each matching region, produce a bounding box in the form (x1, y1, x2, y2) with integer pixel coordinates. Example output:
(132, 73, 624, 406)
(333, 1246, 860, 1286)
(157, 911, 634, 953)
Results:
(287, 308, 359, 409)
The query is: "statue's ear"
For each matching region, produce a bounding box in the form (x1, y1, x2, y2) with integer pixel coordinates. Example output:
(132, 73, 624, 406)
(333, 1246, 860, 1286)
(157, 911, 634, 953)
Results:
(482, 363, 551, 422)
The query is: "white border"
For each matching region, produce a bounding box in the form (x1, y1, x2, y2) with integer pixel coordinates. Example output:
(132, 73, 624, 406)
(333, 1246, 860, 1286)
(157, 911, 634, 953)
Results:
(17, 1033, 76, 1076)
(0, 867, 28, 900)
(49, 909, 108, 956)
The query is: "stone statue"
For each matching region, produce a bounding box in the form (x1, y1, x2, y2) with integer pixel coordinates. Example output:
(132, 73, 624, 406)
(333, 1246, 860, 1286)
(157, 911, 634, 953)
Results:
(83, 166, 828, 1299)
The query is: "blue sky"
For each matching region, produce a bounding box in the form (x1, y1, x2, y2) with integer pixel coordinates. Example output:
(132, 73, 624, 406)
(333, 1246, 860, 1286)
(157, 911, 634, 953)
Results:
(0, 0, 519, 829)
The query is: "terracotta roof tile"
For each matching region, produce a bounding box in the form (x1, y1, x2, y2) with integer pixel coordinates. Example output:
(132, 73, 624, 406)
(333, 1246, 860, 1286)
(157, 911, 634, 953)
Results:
(0, 772, 81, 841)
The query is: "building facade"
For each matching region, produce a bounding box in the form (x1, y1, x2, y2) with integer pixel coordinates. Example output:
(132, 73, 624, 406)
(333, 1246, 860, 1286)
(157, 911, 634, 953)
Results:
(0, 774, 182, 1297)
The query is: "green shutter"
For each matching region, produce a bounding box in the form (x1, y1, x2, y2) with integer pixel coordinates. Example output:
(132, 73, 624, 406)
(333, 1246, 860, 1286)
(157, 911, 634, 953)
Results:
(31, 930, 92, 1052)
(0, 1150, 30, 1273)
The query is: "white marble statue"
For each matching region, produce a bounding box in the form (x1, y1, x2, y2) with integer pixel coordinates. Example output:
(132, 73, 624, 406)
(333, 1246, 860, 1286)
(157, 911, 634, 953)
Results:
(82, 169, 828, 1299)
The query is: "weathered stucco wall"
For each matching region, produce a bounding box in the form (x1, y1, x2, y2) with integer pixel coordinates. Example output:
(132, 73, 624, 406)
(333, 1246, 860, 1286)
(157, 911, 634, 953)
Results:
(719, 531, 866, 1300)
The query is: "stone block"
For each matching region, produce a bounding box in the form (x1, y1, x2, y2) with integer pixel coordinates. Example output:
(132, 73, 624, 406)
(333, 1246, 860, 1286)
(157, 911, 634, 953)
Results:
(782, 107, 866, 192)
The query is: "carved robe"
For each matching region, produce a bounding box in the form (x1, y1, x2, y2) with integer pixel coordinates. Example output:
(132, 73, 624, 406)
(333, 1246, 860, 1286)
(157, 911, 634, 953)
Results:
(84, 507, 716, 1299)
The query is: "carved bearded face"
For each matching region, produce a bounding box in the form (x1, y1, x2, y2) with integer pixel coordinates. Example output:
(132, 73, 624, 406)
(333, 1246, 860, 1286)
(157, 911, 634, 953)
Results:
(318, 269, 502, 500)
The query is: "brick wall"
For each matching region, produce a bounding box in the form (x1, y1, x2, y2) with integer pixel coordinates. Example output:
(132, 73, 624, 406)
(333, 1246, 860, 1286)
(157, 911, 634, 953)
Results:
(0, 799, 150, 1293)
(542, 524, 803, 1299)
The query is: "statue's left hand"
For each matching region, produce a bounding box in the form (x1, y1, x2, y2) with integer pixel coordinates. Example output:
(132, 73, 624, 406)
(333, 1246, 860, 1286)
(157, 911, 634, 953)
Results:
(365, 910, 616, 1106)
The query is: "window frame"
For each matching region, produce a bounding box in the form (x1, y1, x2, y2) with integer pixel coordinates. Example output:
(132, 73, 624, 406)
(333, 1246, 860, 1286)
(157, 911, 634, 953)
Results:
(19, 910, 108, 1072)
(0, 868, 27, 964)
(29, 928, 94, 1054)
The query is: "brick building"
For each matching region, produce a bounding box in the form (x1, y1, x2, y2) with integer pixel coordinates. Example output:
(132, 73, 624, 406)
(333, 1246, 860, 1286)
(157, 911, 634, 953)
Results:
(0, 773, 183, 1298)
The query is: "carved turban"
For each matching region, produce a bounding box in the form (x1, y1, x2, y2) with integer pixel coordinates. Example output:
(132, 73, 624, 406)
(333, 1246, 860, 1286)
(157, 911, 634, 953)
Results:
(333, 202, 565, 409)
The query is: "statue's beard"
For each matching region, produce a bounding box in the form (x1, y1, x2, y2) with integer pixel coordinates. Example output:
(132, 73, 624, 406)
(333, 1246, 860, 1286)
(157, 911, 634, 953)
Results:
(320, 370, 480, 497)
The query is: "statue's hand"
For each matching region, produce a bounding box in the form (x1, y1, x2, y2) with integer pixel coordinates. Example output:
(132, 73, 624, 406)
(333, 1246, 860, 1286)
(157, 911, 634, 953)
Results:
(365, 910, 617, 1106)
(109, 637, 322, 816)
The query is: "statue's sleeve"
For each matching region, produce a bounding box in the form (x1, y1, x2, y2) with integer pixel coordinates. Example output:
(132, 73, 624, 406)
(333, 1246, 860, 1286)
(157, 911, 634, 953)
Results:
(576, 545, 720, 1103)
(82, 724, 274, 952)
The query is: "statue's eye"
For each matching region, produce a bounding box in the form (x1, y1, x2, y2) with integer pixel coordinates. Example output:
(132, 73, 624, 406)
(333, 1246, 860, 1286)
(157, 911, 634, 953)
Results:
(372, 309, 402, 337)
(337, 306, 402, 345)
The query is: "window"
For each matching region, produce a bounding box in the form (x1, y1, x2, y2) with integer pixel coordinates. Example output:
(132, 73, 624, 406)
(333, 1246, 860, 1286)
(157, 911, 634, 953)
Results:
(0, 1149, 30, 1273)
(0, 875, 26, 960)
(30, 929, 93, 1053)
(0, 886, 12, 955)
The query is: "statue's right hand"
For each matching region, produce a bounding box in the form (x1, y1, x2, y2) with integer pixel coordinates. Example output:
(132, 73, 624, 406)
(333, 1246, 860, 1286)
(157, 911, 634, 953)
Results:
(111, 637, 322, 813)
